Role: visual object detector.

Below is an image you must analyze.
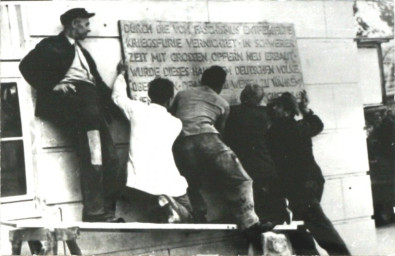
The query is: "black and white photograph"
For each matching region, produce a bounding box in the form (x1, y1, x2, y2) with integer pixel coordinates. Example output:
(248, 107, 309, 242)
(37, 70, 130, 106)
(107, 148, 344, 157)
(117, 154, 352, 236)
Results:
(0, 0, 394, 255)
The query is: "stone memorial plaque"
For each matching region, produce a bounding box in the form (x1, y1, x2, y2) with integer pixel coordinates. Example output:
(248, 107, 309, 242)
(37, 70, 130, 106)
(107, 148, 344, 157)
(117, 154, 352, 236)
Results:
(119, 20, 304, 104)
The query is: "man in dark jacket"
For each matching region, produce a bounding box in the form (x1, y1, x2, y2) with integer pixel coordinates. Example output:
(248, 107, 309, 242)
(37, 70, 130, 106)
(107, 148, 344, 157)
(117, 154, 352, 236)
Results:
(267, 91, 350, 255)
(19, 8, 123, 222)
(224, 84, 287, 225)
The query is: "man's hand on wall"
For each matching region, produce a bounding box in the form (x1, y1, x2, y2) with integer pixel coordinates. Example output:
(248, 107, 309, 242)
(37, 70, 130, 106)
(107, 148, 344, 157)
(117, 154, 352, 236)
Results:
(117, 60, 127, 75)
(53, 83, 77, 94)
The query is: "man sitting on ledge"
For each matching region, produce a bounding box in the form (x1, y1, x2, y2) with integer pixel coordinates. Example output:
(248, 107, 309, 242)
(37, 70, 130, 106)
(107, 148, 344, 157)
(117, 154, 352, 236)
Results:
(19, 8, 123, 223)
(112, 64, 192, 223)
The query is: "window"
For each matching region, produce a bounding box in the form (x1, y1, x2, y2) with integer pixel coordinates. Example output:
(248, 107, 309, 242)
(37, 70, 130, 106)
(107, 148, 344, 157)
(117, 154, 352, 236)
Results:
(358, 40, 394, 106)
(1, 80, 33, 201)
(358, 44, 384, 105)
(1, 5, 34, 203)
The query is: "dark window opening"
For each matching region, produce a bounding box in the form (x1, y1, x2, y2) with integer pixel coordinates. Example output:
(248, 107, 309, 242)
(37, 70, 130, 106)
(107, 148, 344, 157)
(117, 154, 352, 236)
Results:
(1, 82, 27, 198)
(1, 83, 22, 137)
(1, 141, 27, 197)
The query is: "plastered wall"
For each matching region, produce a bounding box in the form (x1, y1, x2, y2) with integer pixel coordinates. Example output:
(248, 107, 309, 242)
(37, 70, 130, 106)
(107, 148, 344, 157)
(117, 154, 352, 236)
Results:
(1, 1, 376, 254)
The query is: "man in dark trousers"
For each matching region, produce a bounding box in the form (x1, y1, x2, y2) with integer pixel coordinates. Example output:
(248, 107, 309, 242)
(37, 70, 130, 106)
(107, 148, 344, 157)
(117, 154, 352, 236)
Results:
(171, 66, 273, 244)
(267, 91, 351, 255)
(224, 84, 288, 225)
(19, 8, 124, 222)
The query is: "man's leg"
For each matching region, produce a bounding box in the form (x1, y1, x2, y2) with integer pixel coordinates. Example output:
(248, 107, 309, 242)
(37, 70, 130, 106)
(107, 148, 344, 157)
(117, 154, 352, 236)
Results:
(287, 227, 320, 255)
(76, 131, 106, 220)
(238, 154, 286, 224)
(293, 200, 351, 255)
(211, 149, 259, 229)
(49, 84, 111, 221)
(76, 85, 104, 168)
(176, 134, 260, 229)
(72, 85, 108, 221)
(173, 137, 207, 223)
(172, 194, 193, 222)
(100, 118, 124, 219)
(122, 187, 166, 222)
(157, 194, 193, 223)
(253, 182, 288, 225)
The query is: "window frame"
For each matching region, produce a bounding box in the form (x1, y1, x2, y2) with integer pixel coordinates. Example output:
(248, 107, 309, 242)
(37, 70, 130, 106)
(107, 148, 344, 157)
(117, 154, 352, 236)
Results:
(1, 77, 35, 203)
(357, 40, 388, 106)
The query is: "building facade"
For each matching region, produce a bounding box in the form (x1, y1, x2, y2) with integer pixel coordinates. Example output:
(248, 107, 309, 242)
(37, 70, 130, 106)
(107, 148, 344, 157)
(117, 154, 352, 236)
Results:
(1, 1, 379, 254)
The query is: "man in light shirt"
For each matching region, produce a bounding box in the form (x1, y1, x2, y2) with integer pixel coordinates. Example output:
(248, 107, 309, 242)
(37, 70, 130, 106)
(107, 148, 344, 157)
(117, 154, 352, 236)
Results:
(19, 8, 123, 222)
(112, 69, 192, 223)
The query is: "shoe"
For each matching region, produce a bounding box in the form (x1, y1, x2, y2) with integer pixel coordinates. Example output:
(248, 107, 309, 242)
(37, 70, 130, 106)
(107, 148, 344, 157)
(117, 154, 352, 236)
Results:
(82, 214, 107, 222)
(104, 217, 125, 223)
(260, 221, 275, 232)
(83, 214, 125, 223)
(158, 195, 181, 223)
(258, 221, 275, 233)
(245, 221, 275, 243)
(244, 221, 274, 255)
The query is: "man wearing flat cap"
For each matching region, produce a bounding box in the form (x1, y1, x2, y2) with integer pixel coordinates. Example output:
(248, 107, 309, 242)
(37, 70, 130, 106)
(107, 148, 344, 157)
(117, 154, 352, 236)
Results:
(19, 8, 124, 222)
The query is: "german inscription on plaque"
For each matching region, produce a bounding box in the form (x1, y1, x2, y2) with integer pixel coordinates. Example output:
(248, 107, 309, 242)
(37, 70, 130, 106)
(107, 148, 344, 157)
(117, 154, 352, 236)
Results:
(119, 20, 304, 104)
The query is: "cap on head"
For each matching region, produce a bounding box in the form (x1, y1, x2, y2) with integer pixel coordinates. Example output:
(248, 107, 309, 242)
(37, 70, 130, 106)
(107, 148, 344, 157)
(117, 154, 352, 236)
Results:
(240, 84, 265, 106)
(60, 8, 95, 26)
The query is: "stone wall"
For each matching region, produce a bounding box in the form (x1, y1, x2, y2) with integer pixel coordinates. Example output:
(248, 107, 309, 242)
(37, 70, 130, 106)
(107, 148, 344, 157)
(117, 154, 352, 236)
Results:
(1, 1, 376, 254)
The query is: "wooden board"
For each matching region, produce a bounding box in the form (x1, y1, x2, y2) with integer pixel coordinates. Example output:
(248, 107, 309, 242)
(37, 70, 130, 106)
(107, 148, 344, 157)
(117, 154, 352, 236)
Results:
(2, 220, 304, 231)
(119, 21, 304, 104)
